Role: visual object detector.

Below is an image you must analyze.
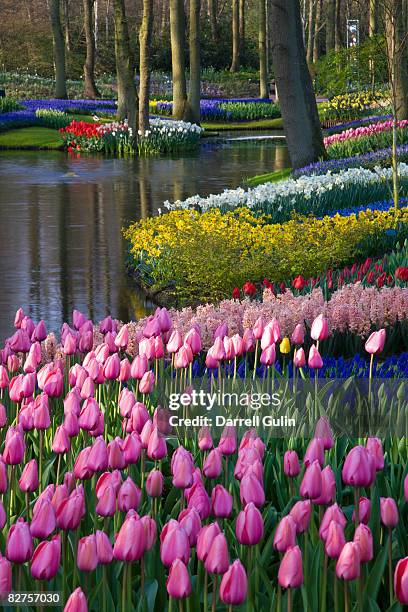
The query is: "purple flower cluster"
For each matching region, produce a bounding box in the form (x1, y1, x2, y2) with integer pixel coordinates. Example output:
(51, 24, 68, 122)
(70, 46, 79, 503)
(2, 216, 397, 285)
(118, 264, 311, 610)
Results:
(293, 145, 408, 178)
(325, 114, 392, 135)
(153, 98, 276, 121)
(20, 99, 117, 114)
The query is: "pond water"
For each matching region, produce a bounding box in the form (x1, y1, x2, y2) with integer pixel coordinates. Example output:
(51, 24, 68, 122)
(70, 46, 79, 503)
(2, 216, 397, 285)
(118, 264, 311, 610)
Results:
(0, 134, 289, 342)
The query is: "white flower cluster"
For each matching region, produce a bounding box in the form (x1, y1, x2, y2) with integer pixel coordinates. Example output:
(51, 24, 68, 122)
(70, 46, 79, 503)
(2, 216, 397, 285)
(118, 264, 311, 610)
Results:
(163, 164, 408, 212)
(138, 118, 204, 138)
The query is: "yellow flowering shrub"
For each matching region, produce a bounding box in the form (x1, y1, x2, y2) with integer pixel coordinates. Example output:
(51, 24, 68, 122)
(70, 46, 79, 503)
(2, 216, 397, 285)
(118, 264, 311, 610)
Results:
(123, 206, 408, 305)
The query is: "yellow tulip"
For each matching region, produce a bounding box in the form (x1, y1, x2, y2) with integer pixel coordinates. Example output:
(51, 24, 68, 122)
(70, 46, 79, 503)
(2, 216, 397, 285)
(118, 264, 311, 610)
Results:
(280, 337, 291, 354)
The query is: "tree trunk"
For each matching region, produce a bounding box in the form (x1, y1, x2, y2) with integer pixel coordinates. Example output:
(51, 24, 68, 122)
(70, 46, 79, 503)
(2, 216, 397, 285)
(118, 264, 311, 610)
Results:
(259, 0, 268, 98)
(94, 0, 99, 49)
(113, 0, 138, 134)
(270, 0, 326, 169)
(83, 0, 100, 98)
(313, 0, 322, 62)
(306, 0, 314, 64)
(208, 0, 218, 39)
(239, 0, 245, 60)
(334, 0, 341, 52)
(325, 0, 335, 52)
(230, 0, 240, 71)
(49, 0, 68, 99)
(139, 0, 154, 134)
(369, 0, 376, 36)
(63, 0, 71, 51)
(170, 0, 188, 119)
(385, 0, 408, 120)
(186, 0, 201, 123)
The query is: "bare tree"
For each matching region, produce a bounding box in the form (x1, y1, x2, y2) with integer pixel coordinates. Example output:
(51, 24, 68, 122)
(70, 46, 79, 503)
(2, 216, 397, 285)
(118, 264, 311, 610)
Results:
(83, 0, 100, 98)
(49, 0, 68, 98)
(306, 0, 314, 64)
(230, 0, 240, 71)
(313, 0, 323, 62)
(325, 0, 335, 51)
(334, 0, 341, 52)
(259, 0, 269, 98)
(139, 0, 154, 134)
(239, 0, 245, 59)
(270, 0, 326, 168)
(170, 0, 188, 118)
(113, 0, 138, 133)
(186, 0, 201, 123)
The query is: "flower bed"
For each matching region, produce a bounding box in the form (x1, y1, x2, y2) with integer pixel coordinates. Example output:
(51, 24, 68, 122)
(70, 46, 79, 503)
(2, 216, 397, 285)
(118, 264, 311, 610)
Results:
(319, 91, 386, 122)
(150, 98, 280, 122)
(162, 165, 408, 222)
(325, 120, 408, 158)
(59, 118, 203, 155)
(232, 240, 408, 300)
(0, 306, 407, 610)
(124, 204, 408, 305)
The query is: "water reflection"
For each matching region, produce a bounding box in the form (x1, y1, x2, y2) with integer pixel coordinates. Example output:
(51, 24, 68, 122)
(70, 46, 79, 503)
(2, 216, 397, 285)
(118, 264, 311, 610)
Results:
(0, 137, 289, 341)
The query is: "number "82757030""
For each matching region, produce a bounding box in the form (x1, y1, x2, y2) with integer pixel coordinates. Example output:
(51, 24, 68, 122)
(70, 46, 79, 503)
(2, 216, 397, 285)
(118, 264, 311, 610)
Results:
(3, 592, 61, 606)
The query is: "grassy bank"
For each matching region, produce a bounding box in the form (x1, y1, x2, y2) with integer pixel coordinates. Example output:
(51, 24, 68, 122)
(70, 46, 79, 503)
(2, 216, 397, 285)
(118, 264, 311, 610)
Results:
(245, 167, 292, 186)
(0, 127, 64, 150)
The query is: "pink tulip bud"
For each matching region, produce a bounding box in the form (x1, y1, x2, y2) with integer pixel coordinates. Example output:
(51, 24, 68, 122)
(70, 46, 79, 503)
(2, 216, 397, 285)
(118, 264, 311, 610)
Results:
(325, 521, 345, 559)
(366, 437, 384, 471)
(314, 417, 334, 450)
(311, 314, 329, 342)
(252, 317, 265, 340)
(179, 508, 202, 546)
(6, 518, 33, 563)
(273, 515, 297, 553)
(77, 535, 98, 572)
(284, 450, 300, 477)
(293, 347, 306, 368)
(203, 448, 222, 479)
(0, 555, 11, 598)
(380, 497, 399, 528)
(342, 445, 375, 488)
(308, 345, 323, 369)
(220, 560, 248, 605)
(117, 478, 141, 512)
(3, 426, 25, 465)
(205, 532, 230, 574)
(166, 559, 192, 599)
(240, 471, 265, 508)
(236, 502, 264, 545)
(196, 523, 221, 562)
(365, 329, 386, 355)
(218, 425, 237, 456)
(336, 542, 360, 581)
(198, 426, 213, 451)
(289, 500, 312, 534)
(52, 425, 71, 454)
(146, 469, 164, 497)
(291, 324, 305, 345)
(319, 504, 347, 541)
(166, 330, 183, 353)
(304, 438, 325, 468)
(95, 530, 113, 565)
(313, 465, 336, 505)
(19, 459, 39, 492)
(211, 485, 233, 518)
(353, 524, 373, 563)
(30, 498, 56, 539)
(64, 587, 88, 612)
(278, 546, 303, 588)
(352, 497, 371, 524)
(31, 534, 61, 580)
(139, 370, 155, 394)
(160, 523, 190, 567)
(114, 515, 146, 561)
(260, 344, 276, 366)
(300, 460, 322, 499)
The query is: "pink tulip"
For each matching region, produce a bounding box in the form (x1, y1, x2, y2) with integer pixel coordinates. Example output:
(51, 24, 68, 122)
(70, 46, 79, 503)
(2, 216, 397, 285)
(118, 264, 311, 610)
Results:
(114, 515, 146, 561)
(52, 425, 71, 454)
(278, 546, 303, 588)
(308, 345, 323, 369)
(289, 500, 312, 534)
(198, 426, 213, 451)
(319, 504, 347, 541)
(166, 330, 183, 353)
(205, 532, 230, 574)
(220, 560, 248, 605)
(300, 460, 322, 499)
(325, 521, 345, 559)
(236, 502, 264, 545)
(252, 317, 265, 340)
(31, 535, 61, 580)
(342, 445, 375, 488)
(311, 314, 329, 342)
(366, 437, 384, 471)
(196, 523, 221, 562)
(380, 497, 399, 528)
(218, 425, 237, 455)
(19, 459, 39, 492)
(284, 450, 300, 477)
(353, 524, 373, 563)
(273, 515, 297, 553)
(139, 370, 155, 394)
(30, 498, 56, 539)
(314, 417, 334, 450)
(293, 347, 306, 368)
(313, 465, 335, 505)
(160, 523, 190, 567)
(211, 485, 233, 518)
(304, 438, 325, 468)
(77, 535, 98, 572)
(260, 345, 276, 366)
(203, 448, 222, 479)
(336, 542, 360, 581)
(291, 324, 305, 345)
(0, 555, 11, 598)
(3, 426, 25, 465)
(56, 487, 85, 531)
(166, 559, 192, 599)
(156, 307, 172, 333)
(352, 497, 371, 524)
(95, 530, 113, 565)
(179, 508, 202, 546)
(365, 329, 386, 354)
(6, 518, 33, 563)
(146, 469, 164, 497)
(117, 478, 141, 512)
(147, 427, 167, 460)
(64, 587, 88, 612)
(240, 471, 265, 507)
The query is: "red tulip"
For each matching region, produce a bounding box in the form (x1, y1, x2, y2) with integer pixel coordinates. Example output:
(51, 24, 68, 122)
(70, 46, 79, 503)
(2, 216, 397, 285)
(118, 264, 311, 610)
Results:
(394, 557, 408, 605)
(220, 560, 248, 605)
(31, 534, 61, 580)
(278, 546, 303, 588)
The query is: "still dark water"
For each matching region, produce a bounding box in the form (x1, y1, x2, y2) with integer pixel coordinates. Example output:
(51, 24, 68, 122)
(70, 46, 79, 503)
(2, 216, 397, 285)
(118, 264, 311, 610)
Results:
(0, 135, 289, 342)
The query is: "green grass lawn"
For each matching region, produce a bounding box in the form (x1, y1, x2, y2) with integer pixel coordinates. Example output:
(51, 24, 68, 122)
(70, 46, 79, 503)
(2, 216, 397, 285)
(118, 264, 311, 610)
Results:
(245, 167, 292, 187)
(202, 117, 284, 131)
(0, 127, 64, 150)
